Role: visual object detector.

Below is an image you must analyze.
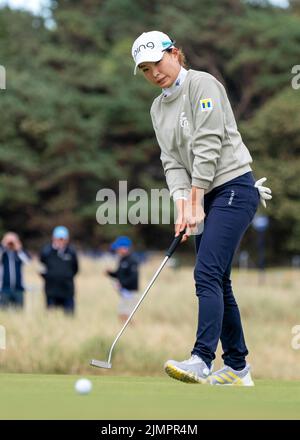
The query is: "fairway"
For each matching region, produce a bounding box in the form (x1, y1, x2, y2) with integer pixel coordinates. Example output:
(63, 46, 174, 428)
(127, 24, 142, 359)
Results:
(0, 374, 299, 420)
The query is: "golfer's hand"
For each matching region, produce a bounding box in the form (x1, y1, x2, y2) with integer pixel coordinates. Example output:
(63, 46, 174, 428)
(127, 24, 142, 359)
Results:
(184, 186, 205, 241)
(254, 177, 272, 208)
(185, 200, 205, 240)
(175, 202, 205, 242)
(175, 199, 189, 242)
(175, 218, 188, 242)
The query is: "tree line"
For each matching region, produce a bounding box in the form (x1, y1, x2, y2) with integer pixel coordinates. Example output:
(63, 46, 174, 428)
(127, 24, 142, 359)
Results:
(0, 0, 299, 263)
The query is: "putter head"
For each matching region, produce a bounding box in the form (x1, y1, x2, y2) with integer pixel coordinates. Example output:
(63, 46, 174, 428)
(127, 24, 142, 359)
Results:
(90, 359, 112, 369)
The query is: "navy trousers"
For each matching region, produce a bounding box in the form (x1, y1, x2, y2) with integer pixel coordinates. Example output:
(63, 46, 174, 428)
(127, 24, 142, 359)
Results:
(0, 289, 24, 309)
(46, 296, 75, 315)
(191, 172, 259, 370)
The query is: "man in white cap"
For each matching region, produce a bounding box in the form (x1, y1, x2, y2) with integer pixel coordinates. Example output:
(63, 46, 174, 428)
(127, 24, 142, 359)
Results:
(40, 226, 79, 315)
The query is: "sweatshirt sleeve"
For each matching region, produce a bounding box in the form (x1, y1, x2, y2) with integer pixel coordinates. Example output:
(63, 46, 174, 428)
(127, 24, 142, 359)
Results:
(151, 107, 191, 200)
(190, 74, 225, 189)
(160, 150, 191, 200)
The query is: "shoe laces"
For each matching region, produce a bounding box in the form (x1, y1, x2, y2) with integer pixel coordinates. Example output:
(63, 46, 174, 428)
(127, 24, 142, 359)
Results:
(183, 355, 211, 377)
(184, 354, 202, 364)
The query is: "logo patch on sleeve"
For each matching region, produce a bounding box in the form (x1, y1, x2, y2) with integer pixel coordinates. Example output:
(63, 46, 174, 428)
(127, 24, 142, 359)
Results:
(200, 98, 213, 112)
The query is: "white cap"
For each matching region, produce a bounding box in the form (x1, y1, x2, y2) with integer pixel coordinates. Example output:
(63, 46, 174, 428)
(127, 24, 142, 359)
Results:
(131, 31, 175, 75)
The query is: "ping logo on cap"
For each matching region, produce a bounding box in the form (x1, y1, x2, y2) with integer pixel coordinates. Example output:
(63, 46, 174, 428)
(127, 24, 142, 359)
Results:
(133, 41, 155, 60)
(132, 31, 174, 74)
(200, 98, 213, 112)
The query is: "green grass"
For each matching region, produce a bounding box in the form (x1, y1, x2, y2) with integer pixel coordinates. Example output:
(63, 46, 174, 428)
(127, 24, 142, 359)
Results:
(0, 374, 299, 420)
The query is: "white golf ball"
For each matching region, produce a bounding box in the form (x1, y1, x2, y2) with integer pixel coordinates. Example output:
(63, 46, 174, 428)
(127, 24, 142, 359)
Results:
(75, 378, 92, 395)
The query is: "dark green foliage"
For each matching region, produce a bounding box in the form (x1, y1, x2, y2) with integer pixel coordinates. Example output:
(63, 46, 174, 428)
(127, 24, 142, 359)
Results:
(0, 1, 299, 260)
(241, 87, 300, 257)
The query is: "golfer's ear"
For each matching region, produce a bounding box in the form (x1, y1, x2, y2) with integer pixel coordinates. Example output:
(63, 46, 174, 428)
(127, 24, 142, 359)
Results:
(170, 47, 179, 57)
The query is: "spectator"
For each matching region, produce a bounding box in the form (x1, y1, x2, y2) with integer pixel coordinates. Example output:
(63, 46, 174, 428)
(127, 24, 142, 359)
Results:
(105, 236, 140, 323)
(0, 232, 29, 309)
(40, 226, 79, 315)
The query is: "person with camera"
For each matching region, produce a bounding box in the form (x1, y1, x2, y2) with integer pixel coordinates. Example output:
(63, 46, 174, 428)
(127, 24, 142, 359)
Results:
(0, 232, 29, 309)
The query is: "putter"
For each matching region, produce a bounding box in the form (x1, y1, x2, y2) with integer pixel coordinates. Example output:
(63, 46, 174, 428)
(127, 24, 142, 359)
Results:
(90, 229, 186, 369)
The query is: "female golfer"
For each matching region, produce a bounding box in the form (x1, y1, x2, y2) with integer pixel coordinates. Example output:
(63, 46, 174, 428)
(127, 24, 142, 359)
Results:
(131, 31, 271, 386)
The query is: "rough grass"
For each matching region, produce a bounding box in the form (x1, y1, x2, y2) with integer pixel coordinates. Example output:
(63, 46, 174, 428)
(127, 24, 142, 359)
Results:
(0, 256, 299, 379)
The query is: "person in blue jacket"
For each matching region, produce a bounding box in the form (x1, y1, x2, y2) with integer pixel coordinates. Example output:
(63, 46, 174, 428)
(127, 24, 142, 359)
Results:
(106, 236, 140, 323)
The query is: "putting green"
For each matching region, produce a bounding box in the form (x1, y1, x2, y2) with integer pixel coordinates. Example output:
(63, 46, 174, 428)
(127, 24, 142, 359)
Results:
(0, 374, 299, 419)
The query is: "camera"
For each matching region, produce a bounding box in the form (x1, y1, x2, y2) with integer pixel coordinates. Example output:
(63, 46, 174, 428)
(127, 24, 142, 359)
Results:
(6, 240, 15, 249)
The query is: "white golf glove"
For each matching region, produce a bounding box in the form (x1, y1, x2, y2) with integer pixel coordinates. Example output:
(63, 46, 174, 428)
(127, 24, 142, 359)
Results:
(254, 177, 272, 208)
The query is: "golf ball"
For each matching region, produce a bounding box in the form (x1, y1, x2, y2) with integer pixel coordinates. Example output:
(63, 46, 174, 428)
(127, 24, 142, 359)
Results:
(75, 378, 92, 395)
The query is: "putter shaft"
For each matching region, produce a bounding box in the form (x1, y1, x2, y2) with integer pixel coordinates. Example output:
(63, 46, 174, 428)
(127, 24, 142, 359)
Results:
(90, 230, 185, 370)
(91, 256, 169, 369)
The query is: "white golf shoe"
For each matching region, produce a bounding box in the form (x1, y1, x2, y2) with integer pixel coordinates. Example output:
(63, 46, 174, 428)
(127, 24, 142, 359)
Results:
(207, 364, 254, 386)
(164, 354, 212, 384)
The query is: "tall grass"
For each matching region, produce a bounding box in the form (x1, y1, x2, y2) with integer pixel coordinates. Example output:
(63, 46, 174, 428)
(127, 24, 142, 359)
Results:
(0, 256, 299, 379)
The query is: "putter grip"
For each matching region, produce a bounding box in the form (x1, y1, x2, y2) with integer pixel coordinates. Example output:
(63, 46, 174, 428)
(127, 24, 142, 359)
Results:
(165, 229, 186, 257)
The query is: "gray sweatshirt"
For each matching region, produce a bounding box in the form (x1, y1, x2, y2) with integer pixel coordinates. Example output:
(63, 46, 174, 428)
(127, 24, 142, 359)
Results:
(150, 70, 252, 200)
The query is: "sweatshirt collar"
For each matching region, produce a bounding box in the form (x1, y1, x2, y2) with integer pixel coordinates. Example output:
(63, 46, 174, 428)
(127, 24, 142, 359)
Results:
(161, 69, 192, 103)
(162, 67, 188, 97)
